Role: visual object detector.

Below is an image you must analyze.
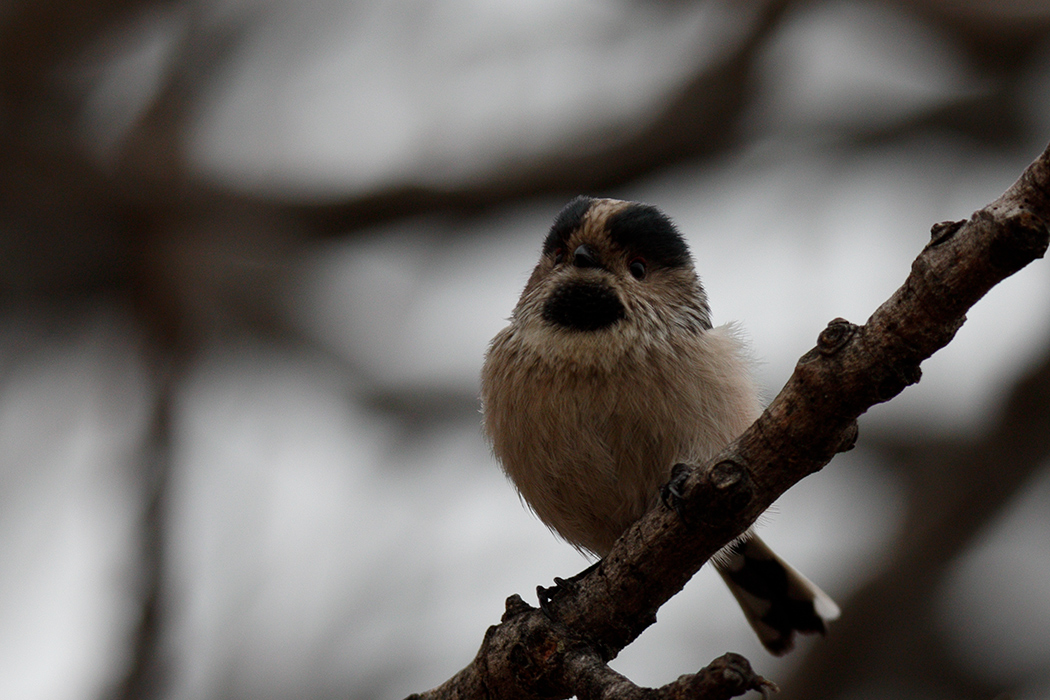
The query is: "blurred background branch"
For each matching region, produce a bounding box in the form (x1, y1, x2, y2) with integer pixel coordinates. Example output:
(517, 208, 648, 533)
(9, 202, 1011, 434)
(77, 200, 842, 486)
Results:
(2, 1, 1050, 699)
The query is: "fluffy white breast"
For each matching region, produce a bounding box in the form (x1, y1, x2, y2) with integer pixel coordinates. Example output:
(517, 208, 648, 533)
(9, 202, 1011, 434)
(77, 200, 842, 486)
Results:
(481, 322, 761, 555)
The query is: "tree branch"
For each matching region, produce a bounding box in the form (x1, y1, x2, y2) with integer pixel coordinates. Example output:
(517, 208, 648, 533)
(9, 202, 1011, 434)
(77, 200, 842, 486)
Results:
(409, 142, 1050, 699)
(780, 341, 1050, 700)
(562, 648, 777, 700)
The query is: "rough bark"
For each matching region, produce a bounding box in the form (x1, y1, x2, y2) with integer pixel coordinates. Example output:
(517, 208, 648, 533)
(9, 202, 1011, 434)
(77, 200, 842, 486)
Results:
(780, 340, 1050, 700)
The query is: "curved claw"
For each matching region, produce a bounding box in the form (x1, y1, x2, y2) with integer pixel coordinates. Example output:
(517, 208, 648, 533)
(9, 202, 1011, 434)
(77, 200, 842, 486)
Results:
(660, 462, 692, 521)
(536, 562, 600, 618)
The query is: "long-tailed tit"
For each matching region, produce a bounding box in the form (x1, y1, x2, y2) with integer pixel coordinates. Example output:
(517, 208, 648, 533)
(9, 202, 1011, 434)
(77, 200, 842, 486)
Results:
(481, 196, 839, 654)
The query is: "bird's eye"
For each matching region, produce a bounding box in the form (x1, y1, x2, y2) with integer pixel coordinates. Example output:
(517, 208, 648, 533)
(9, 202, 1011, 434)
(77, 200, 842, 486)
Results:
(629, 258, 647, 280)
(553, 247, 566, 265)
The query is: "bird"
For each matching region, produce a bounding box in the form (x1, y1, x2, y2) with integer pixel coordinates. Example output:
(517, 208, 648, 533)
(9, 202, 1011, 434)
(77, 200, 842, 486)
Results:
(480, 195, 839, 655)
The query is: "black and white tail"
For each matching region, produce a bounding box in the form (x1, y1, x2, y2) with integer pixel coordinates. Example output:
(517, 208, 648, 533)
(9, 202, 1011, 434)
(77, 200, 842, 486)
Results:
(715, 535, 840, 655)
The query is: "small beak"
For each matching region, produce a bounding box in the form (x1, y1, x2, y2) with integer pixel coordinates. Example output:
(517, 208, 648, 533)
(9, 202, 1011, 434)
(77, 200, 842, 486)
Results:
(573, 244, 601, 270)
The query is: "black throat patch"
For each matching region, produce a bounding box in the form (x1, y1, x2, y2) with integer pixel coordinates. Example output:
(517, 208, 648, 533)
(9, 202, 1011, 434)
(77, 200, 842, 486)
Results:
(542, 280, 625, 331)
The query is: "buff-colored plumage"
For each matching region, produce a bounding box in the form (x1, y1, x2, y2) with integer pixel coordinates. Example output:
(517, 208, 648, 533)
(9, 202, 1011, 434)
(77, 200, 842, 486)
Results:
(484, 319, 758, 555)
(481, 197, 838, 654)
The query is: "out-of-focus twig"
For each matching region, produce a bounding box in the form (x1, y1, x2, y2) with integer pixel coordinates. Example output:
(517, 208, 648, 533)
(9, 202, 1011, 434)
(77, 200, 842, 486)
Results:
(287, 0, 792, 234)
(105, 352, 180, 700)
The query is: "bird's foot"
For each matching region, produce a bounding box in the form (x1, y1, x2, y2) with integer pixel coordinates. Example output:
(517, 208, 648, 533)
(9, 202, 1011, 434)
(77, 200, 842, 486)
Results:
(660, 462, 692, 522)
(537, 561, 600, 618)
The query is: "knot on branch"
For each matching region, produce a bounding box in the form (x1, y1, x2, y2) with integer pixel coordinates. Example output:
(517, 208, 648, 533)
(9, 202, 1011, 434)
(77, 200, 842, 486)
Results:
(875, 363, 922, 402)
(817, 318, 856, 356)
(928, 219, 965, 247)
(836, 420, 859, 454)
(709, 459, 750, 501)
(704, 460, 754, 524)
(660, 460, 754, 532)
(987, 210, 1050, 275)
(662, 460, 755, 530)
(503, 594, 535, 622)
